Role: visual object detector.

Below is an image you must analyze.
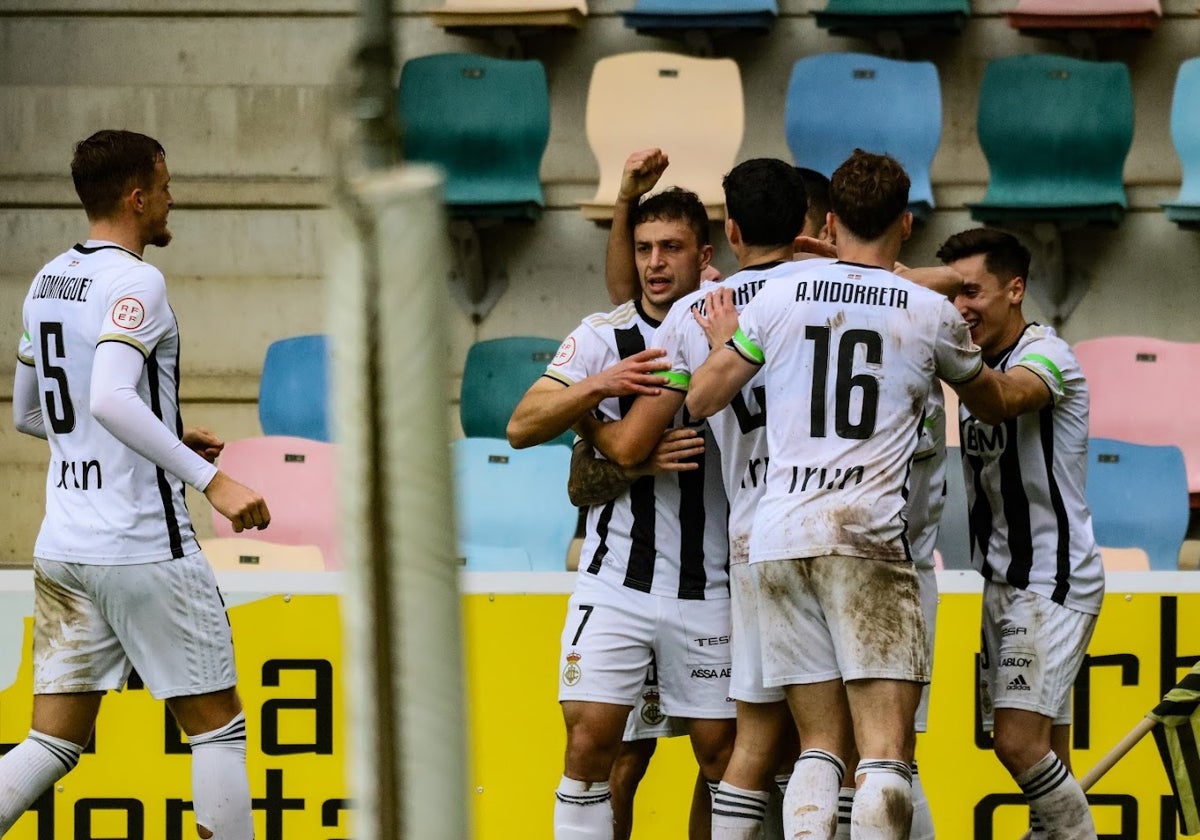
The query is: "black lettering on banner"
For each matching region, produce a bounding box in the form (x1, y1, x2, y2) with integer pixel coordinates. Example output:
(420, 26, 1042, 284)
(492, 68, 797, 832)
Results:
(39, 322, 76, 434)
(973, 792, 1136, 839)
(322, 798, 354, 839)
(730, 385, 767, 435)
(973, 652, 994, 750)
(165, 799, 193, 840)
(262, 659, 334, 755)
(1164, 794, 1183, 839)
(1160, 596, 1200, 698)
(163, 707, 189, 755)
(254, 767, 306, 839)
(75, 797, 144, 840)
(6, 788, 54, 840)
(1072, 653, 1139, 751)
(570, 604, 594, 646)
(803, 326, 882, 440)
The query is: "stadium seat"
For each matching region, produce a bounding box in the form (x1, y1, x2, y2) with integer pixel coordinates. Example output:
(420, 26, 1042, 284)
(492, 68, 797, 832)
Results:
(935, 447, 972, 570)
(1098, 545, 1151, 572)
(785, 53, 942, 221)
(1086, 438, 1188, 571)
(428, 0, 586, 32)
(1164, 58, 1200, 227)
(621, 0, 778, 36)
(201, 537, 326, 572)
(1006, 0, 1161, 34)
(581, 52, 743, 221)
(969, 55, 1133, 226)
(460, 336, 572, 447)
(397, 53, 550, 220)
(1074, 336, 1200, 498)
(814, 0, 969, 36)
(212, 436, 341, 570)
(453, 438, 577, 571)
(258, 334, 331, 442)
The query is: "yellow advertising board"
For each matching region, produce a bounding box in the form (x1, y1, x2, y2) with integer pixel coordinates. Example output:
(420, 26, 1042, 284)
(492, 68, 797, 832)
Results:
(0, 571, 1197, 839)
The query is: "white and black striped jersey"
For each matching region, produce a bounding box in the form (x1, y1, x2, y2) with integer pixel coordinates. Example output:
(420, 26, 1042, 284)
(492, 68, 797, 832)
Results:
(731, 262, 983, 564)
(654, 259, 832, 567)
(17, 241, 200, 564)
(958, 323, 1104, 614)
(544, 299, 729, 600)
(906, 388, 947, 571)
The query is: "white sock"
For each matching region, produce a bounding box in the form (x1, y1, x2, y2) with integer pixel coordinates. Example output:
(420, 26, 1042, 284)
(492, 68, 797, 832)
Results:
(784, 749, 845, 840)
(555, 775, 613, 840)
(910, 762, 935, 839)
(834, 786, 855, 838)
(711, 781, 769, 840)
(0, 730, 83, 833)
(853, 759, 913, 840)
(1016, 752, 1096, 840)
(1030, 813, 1047, 838)
(188, 712, 253, 840)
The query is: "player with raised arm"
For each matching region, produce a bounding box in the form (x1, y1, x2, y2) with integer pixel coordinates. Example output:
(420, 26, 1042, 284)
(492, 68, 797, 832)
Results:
(2, 130, 268, 839)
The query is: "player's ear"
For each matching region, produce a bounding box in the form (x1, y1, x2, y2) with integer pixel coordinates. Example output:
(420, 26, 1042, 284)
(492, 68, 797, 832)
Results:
(1008, 274, 1026, 305)
(724, 216, 738, 247)
(698, 242, 714, 271)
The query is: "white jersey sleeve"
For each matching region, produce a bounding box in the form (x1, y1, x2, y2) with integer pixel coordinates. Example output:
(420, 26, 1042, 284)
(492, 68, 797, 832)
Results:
(543, 323, 600, 388)
(98, 263, 175, 356)
(933, 299, 983, 385)
(1010, 337, 1072, 405)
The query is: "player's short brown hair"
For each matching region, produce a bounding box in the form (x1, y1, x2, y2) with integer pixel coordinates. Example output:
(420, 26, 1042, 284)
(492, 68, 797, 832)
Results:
(71, 130, 165, 220)
(829, 149, 910, 242)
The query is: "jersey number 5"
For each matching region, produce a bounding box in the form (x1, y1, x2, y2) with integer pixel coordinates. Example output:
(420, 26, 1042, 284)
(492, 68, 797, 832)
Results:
(39, 322, 76, 434)
(806, 326, 881, 440)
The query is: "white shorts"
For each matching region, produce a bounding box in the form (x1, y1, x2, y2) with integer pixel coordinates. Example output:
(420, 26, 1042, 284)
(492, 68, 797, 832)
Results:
(623, 656, 688, 740)
(914, 563, 938, 733)
(978, 580, 1096, 727)
(33, 553, 238, 700)
(754, 556, 929, 687)
(730, 561, 784, 704)
(558, 574, 735, 720)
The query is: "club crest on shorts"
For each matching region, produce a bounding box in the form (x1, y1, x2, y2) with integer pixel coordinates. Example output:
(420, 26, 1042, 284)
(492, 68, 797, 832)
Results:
(640, 688, 665, 726)
(562, 651, 582, 686)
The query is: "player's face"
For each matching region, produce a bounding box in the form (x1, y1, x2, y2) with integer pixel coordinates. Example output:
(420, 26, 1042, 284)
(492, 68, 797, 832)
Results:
(140, 157, 173, 249)
(633, 218, 710, 318)
(949, 252, 1024, 358)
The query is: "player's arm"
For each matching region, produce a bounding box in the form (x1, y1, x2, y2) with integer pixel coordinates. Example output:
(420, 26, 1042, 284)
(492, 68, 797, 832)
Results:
(183, 426, 224, 463)
(585, 388, 686, 469)
(950, 364, 1052, 426)
(89, 340, 270, 532)
(895, 263, 963, 300)
(13, 359, 46, 439)
(606, 148, 669, 305)
(567, 427, 703, 506)
(506, 347, 669, 449)
(684, 286, 760, 419)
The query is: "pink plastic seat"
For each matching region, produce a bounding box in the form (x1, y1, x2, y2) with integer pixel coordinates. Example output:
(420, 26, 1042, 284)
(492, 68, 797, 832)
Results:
(1007, 0, 1161, 32)
(1074, 336, 1200, 502)
(211, 436, 341, 569)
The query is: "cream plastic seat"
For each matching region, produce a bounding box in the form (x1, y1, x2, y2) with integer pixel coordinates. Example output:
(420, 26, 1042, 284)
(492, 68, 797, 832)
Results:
(581, 51, 744, 222)
(201, 537, 326, 572)
(1098, 546, 1151, 572)
(429, 0, 587, 30)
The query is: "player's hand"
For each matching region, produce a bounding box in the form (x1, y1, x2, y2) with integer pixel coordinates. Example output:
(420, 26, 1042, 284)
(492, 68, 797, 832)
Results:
(592, 348, 670, 398)
(183, 426, 224, 463)
(617, 148, 669, 202)
(204, 471, 271, 532)
(794, 235, 836, 259)
(627, 427, 704, 477)
(693, 287, 740, 349)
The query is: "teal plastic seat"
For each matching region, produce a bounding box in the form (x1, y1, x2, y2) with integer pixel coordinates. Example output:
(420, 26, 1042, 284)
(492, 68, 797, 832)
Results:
(259, 334, 331, 442)
(461, 336, 572, 447)
(454, 438, 577, 571)
(785, 53, 942, 221)
(814, 0, 969, 35)
(621, 0, 777, 34)
(1086, 438, 1188, 571)
(1164, 58, 1200, 227)
(398, 53, 550, 220)
(969, 55, 1133, 226)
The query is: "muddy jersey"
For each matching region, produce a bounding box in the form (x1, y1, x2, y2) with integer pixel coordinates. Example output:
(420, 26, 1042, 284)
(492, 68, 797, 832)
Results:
(958, 323, 1104, 614)
(17, 242, 200, 564)
(731, 261, 982, 564)
(906, 387, 947, 571)
(544, 299, 729, 599)
(654, 259, 833, 567)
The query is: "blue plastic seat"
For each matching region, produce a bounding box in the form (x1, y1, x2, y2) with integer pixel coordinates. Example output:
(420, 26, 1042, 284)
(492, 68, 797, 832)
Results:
(1085, 438, 1189, 571)
(935, 447, 972, 570)
(969, 55, 1133, 226)
(397, 53, 550, 220)
(461, 336, 573, 447)
(785, 53, 942, 221)
(814, 0, 969, 35)
(453, 438, 577, 571)
(621, 0, 777, 34)
(1164, 58, 1200, 227)
(259, 334, 331, 442)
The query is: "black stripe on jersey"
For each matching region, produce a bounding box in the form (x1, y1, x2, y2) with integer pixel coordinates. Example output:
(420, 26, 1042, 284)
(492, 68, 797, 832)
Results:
(171, 319, 197, 547)
(147, 350, 185, 559)
(676, 453, 707, 599)
(998, 417, 1034, 589)
(965, 449, 994, 577)
(587, 501, 615, 575)
(613, 324, 659, 591)
(1040, 406, 1072, 604)
(72, 242, 143, 260)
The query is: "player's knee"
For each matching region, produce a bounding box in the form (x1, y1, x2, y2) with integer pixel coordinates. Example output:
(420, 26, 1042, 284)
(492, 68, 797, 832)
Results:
(565, 726, 624, 781)
(991, 728, 1044, 777)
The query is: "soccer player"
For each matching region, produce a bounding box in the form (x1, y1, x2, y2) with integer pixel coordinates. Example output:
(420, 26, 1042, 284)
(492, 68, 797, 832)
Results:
(2, 130, 270, 839)
(684, 149, 1022, 840)
(937, 228, 1104, 840)
(508, 187, 735, 840)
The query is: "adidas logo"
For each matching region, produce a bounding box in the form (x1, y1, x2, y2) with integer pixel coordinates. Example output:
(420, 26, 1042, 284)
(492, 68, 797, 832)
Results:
(1007, 674, 1032, 692)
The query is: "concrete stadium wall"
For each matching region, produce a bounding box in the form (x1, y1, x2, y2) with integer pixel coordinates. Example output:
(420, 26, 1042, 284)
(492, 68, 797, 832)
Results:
(2, 0, 1199, 562)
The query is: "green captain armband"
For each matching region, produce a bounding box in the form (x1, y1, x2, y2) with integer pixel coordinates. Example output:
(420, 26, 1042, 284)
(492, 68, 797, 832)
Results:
(1018, 353, 1064, 390)
(728, 328, 765, 365)
(660, 370, 690, 392)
